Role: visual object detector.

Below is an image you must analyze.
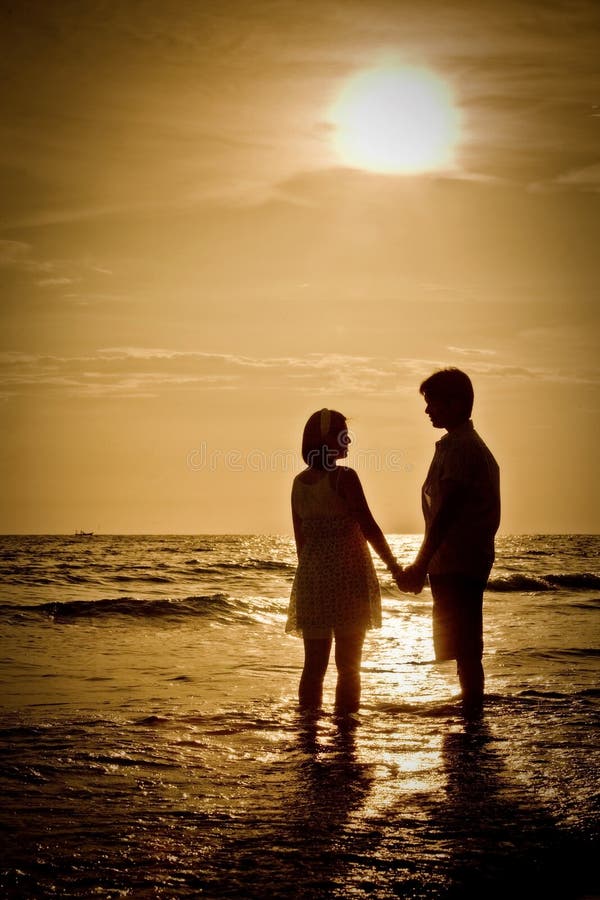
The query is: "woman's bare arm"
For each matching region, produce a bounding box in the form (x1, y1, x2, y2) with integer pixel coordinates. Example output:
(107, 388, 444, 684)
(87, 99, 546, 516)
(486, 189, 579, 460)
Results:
(292, 503, 305, 557)
(336, 467, 400, 573)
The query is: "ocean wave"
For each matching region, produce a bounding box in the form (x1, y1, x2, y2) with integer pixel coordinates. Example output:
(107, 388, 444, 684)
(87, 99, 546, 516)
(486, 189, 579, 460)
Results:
(113, 573, 175, 584)
(185, 559, 295, 575)
(487, 572, 600, 592)
(516, 686, 600, 700)
(0, 593, 234, 623)
(225, 558, 295, 573)
(532, 647, 600, 659)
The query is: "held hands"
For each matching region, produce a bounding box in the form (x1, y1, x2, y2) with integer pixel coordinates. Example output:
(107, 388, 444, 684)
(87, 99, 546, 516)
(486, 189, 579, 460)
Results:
(386, 557, 428, 595)
(393, 561, 428, 595)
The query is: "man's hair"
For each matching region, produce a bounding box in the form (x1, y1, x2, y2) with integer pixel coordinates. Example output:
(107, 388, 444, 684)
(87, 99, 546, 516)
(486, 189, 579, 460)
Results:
(419, 368, 474, 419)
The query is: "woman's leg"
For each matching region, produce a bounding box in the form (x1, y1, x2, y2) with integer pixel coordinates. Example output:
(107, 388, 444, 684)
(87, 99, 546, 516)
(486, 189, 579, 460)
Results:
(334, 629, 365, 714)
(299, 636, 332, 710)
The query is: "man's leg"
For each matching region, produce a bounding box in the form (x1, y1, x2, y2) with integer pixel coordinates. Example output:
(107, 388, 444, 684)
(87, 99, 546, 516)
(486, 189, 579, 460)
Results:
(430, 574, 485, 713)
(299, 636, 332, 709)
(456, 654, 484, 717)
(334, 629, 365, 714)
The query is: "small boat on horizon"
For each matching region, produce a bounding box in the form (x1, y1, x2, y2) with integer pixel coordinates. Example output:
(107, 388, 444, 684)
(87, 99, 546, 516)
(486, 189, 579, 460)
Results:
(75, 530, 94, 537)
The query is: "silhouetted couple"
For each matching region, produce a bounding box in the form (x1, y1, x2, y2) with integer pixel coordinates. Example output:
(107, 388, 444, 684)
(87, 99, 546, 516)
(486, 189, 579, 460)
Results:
(286, 368, 500, 719)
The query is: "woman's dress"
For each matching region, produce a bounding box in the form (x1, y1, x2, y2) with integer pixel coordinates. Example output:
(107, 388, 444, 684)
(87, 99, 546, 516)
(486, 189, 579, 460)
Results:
(286, 470, 382, 637)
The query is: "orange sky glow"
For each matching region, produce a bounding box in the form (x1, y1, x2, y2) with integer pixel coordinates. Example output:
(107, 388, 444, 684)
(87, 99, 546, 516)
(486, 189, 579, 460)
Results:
(1, 0, 599, 534)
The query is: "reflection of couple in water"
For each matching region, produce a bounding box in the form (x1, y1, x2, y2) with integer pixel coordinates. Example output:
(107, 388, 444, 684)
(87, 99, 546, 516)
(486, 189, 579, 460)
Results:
(285, 368, 500, 720)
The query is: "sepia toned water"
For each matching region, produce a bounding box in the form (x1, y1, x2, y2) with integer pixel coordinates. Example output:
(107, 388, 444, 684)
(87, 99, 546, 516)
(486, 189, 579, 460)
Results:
(0, 534, 599, 898)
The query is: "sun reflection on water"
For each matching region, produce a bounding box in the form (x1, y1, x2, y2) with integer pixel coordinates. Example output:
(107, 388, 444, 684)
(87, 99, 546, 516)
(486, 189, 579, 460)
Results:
(366, 590, 457, 709)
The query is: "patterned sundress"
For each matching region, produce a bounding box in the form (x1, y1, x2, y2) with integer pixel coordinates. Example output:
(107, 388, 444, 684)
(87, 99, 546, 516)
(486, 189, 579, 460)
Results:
(285, 470, 382, 637)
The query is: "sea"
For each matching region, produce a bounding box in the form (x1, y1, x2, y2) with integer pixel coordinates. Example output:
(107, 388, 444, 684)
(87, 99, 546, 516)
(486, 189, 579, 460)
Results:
(0, 533, 598, 899)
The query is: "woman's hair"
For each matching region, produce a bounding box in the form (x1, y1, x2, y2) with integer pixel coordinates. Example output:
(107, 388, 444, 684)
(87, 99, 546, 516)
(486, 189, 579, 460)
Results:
(419, 368, 474, 419)
(301, 408, 348, 469)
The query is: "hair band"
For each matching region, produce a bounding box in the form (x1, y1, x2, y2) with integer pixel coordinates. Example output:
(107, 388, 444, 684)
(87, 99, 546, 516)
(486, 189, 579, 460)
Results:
(319, 408, 331, 438)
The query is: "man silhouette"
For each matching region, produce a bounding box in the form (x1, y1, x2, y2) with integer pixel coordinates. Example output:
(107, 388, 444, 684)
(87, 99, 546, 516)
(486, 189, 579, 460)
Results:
(399, 369, 500, 717)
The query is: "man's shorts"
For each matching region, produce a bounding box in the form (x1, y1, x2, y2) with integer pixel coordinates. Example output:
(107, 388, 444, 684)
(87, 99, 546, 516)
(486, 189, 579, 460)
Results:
(429, 574, 486, 661)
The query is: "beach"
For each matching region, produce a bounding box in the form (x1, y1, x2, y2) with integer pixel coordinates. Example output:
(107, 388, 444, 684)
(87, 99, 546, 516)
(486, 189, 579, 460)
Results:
(1, 534, 599, 898)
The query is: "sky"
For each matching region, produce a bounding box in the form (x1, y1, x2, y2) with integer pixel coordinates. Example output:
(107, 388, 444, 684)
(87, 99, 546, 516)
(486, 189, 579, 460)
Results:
(1, 0, 599, 534)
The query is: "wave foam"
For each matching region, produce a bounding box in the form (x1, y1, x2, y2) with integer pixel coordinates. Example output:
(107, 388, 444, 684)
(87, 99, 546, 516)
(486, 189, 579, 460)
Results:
(487, 572, 600, 592)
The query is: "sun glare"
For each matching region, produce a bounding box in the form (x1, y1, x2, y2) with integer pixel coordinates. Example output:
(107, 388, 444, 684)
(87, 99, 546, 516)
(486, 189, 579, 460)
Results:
(329, 64, 461, 174)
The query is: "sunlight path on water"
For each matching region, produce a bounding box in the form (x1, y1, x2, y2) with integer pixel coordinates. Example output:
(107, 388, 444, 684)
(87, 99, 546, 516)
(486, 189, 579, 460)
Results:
(1, 534, 598, 897)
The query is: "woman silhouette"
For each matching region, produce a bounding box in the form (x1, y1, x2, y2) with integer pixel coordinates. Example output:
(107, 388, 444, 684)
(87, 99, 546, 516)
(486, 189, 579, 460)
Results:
(286, 409, 402, 714)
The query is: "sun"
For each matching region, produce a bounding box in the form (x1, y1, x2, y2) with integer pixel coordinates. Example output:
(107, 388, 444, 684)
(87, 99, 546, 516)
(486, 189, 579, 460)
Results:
(329, 63, 461, 174)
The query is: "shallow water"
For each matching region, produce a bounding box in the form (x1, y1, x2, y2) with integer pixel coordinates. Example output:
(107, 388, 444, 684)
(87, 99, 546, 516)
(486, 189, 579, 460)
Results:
(0, 534, 599, 898)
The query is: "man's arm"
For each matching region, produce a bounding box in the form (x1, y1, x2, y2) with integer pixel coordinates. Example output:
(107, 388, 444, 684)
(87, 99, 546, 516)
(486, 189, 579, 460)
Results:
(399, 479, 464, 593)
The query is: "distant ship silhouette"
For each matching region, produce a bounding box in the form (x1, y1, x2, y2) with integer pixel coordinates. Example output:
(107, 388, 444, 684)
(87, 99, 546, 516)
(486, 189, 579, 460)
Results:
(74, 530, 94, 537)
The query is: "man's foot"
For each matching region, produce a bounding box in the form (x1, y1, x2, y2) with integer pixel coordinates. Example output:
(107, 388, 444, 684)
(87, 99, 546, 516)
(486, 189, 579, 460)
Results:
(461, 695, 484, 720)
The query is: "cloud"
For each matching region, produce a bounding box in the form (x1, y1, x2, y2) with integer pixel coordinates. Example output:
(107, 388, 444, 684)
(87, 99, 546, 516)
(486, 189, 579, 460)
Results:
(555, 162, 600, 192)
(2, 0, 598, 227)
(36, 276, 79, 287)
(0, 240, 114, 295)
(0, 240, 34, 266)
(1, 347, 596, 402)
(0, 240, 64, 277)
(2, 203, 144, 230)
(447, 346, 497, 357)
(96, 347, 183, 360)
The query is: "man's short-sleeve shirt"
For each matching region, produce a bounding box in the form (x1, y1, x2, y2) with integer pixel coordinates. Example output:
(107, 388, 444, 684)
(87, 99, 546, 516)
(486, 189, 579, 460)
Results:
(422, 420, 500, 578)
